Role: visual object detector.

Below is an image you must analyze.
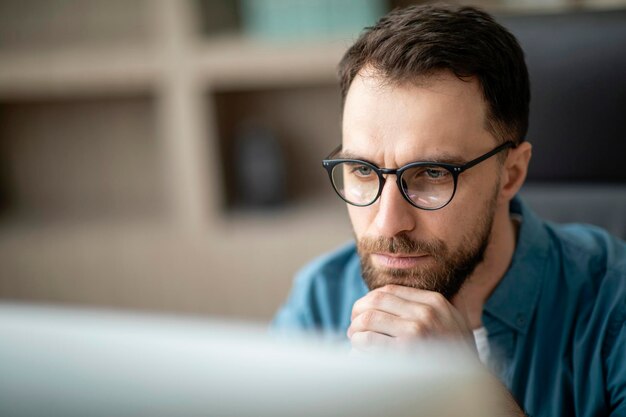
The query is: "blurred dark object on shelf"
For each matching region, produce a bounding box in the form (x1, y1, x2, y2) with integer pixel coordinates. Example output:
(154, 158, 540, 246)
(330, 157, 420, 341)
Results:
(233, 121, 287, 208)
(212, 85, 342, 212)
(499, 9, 626, 238)
(197, 0, 240, 35)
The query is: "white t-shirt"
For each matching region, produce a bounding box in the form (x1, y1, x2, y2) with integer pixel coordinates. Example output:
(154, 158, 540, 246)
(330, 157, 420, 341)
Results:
(473, 326, 490, 364)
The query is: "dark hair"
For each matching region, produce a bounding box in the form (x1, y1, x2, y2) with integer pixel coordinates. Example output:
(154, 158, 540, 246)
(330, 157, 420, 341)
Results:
(338, 5, 530, 145)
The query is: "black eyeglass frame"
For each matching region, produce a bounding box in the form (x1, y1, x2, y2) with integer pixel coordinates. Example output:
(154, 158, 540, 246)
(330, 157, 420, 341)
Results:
(322, 141, 516, 210)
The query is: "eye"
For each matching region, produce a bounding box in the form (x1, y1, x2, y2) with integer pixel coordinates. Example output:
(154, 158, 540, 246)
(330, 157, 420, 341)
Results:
(403, 166, 452, 185)
(425, 167, 449, 179)
(350, 164, 374, 177)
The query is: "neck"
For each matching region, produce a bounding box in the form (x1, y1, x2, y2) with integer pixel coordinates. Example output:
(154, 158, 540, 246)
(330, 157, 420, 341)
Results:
(451, 205, 519, 329)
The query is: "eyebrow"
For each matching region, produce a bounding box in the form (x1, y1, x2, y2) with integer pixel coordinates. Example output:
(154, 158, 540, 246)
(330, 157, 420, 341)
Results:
(336, 149, 467, 166)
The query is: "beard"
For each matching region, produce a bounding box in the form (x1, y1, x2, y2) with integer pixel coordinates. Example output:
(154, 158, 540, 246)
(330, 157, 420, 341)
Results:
(356, 190, 499, 300)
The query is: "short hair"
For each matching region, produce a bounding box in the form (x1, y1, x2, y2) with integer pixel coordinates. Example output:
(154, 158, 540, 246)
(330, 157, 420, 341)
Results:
(338, 5, 530, 145)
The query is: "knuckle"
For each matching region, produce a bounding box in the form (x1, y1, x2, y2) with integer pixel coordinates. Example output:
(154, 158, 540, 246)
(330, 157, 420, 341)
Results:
(370, 291, 387, 306)
(419, 304, 436, 322)
(360, 310, 378, 327)
(428, 292, 448, 309)
(409, 321, 424, 336)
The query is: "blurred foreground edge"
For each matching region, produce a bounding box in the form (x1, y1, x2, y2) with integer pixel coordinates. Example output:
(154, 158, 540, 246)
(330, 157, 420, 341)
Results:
(0, 302, 496, 417)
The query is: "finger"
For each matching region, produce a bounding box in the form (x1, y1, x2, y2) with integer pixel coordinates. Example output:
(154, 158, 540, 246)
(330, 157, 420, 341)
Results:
(348, 309, 430, 339)
(351, 291, 415, 320)
(377, 285, 451, 309)
(350, 331, 393, 353)
(352, 292, 443, 330)
(375, 285, 466, 329)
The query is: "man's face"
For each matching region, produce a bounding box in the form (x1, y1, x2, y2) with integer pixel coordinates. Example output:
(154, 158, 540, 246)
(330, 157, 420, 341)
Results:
(342, 69, 504, 300)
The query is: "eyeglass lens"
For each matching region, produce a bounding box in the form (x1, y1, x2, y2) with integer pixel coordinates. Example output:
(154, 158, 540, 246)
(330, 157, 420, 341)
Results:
(331, 162, 455, 209)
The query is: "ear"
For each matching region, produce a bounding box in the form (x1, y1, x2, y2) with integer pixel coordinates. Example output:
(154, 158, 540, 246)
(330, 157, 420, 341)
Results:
(498, 141, 532, 204)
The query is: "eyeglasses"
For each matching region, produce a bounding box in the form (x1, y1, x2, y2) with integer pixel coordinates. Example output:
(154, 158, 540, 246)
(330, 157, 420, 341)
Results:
(322, 141, 515, 210)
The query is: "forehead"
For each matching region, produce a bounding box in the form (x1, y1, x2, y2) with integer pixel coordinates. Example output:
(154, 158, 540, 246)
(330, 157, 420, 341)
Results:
(341, 69, 495, 164)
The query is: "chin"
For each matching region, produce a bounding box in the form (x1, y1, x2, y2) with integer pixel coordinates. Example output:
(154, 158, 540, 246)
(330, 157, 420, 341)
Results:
(365, 268, 439, 291)
(363, 266, 466, 300)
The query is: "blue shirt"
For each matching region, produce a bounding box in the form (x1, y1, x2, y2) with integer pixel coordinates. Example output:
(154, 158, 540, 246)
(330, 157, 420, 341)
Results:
(273, 197, 626, 417)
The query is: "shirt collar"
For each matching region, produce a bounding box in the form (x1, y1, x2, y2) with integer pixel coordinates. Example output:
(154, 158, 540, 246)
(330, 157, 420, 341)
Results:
(483, 195, 549, 335)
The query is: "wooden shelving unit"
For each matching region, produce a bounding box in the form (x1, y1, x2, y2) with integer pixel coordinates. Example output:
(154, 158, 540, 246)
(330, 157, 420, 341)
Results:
(0, 0, 623, 320)
(0, 0, 355, 320)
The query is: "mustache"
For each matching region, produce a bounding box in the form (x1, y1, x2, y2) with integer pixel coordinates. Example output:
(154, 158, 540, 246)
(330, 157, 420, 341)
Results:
(357, 233, 445, 257)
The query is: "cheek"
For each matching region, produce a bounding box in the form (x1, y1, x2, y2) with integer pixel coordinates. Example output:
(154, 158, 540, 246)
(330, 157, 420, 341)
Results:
(440, 187, 495, 242)
(417, 210, 456, 242)
(347, 205, 373, 238)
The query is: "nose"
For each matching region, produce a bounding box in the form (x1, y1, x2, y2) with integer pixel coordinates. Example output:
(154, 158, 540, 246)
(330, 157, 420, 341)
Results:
(372, 177, 417, 238)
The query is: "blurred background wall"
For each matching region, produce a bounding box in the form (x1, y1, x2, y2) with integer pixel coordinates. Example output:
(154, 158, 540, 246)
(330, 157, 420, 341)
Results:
(0, 0, 625, 322)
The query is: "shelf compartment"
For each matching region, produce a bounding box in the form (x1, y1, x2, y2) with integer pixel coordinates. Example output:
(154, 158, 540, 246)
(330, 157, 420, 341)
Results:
(210, 83, 343, 210)
(0, 94, 166, 224)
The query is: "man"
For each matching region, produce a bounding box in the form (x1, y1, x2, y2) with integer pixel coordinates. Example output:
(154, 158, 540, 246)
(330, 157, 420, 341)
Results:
(273, 5, 626, 417)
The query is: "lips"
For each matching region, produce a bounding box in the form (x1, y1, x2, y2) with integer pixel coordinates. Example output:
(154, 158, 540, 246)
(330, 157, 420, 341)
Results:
(370, 253, 430, 269)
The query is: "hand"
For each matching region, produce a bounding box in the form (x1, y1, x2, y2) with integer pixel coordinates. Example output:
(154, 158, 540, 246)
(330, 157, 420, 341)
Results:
(347, 284, 476, 353)
(348, 285, 527, 416)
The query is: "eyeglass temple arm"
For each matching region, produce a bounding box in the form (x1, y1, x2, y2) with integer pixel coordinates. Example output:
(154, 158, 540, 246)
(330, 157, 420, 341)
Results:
(458, 141, 516, 172)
